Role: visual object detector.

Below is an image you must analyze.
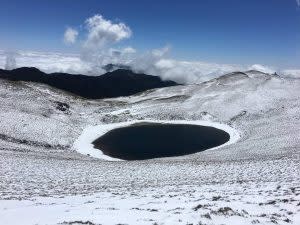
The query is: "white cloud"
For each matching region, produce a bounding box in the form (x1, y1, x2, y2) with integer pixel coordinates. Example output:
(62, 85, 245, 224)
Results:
(56, 13, 298, 83)
(151, 46, 170, 57)
(281, 69, 300, 78)
(64, 27, 78, 44)
(0, 50, 91, 74)
(1, 50, 300, 83)
(0, 49, 243, 83)
(297, 0, 300, 6)
(248, 64, 275, 74)
(79, 46, 137, 73)
(1, 13, 298, 86)
(2, 10, 300, 84)
(84, 14, 131, 49)
(148, 58, 244, 83)
(155, 59, 174, 69)
(78, 14, 132, 68)
(122, 47, 136, 54)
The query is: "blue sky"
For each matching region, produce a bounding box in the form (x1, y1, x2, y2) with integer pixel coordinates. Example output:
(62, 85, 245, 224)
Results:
(1, 0, 300, 68)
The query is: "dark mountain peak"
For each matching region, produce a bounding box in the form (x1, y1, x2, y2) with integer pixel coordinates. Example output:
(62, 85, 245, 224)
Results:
(11, 67, 43, 74)
(0, 67, 178, 99)
(9, 67, 45, 81)
(102, 64, 131, 72)
(104, 69, 155, 80)
(105, 69, 136, 76)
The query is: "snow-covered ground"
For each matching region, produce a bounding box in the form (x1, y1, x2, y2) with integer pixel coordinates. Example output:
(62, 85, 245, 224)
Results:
(0, 70, 299, 224)
(1, 182, 299, 225)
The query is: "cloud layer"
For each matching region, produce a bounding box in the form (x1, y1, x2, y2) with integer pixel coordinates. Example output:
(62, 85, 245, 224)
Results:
(2, 49, 298, 84)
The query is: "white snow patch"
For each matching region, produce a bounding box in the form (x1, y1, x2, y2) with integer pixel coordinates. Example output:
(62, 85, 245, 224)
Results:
(73, 120, 240, 161)
(1, 182, 298, 225)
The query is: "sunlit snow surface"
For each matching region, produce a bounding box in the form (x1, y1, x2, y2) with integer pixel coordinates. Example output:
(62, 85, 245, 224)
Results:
(0, 70, 299, 224)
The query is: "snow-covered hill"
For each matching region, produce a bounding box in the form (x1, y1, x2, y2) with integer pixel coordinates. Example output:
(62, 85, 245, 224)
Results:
(0, 70, 299, 225)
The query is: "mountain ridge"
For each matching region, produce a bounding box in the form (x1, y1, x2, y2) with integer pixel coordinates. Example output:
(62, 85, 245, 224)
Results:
(0, 67, 179, 99)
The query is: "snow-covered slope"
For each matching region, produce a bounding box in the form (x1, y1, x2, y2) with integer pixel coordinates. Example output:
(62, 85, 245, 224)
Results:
(0, 71, 299, 225)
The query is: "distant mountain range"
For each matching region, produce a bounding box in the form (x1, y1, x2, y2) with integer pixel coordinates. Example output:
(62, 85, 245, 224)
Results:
(0, 67, 178, 99)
